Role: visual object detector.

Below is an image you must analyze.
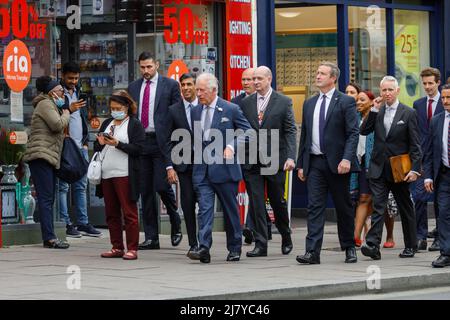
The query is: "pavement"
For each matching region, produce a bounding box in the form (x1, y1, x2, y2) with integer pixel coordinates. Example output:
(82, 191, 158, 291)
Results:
(0, 217, 449, 300)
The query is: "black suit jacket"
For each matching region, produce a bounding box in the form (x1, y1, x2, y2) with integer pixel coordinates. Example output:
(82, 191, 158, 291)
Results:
(360, 103, 422, 180)
(424, 111, 447, 183)
(167, 100, 193, 172)
(94, 116, 145, 201)
(413, 96, 444, 155)
(231, 92, 247, 107)
(240, 90, 297, 171)
(127, 75, 182, 166)
(296, 90, 360, 176)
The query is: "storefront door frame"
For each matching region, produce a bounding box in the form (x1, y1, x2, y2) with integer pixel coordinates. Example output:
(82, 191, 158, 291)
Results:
(270, 0, 442, 91)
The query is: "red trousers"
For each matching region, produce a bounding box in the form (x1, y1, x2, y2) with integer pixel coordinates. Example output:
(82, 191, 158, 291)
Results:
(102, 177, 139, 251)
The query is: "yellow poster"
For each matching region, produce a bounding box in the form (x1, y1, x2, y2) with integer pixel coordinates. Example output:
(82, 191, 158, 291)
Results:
(395, 24, 420, 108)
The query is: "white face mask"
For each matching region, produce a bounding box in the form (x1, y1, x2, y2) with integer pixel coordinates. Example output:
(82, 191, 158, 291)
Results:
(111, 111, 126, 120)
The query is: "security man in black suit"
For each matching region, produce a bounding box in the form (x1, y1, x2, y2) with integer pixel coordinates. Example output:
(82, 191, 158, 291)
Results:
(128, 52, 182, 250)
(166, 73, 199, 256)
(239, 66, 296, 257)
(424, 84, 450, 268)
(296, 62, 360, 265)
(231, 67, 273, 244)
(360, 76, 422, 260)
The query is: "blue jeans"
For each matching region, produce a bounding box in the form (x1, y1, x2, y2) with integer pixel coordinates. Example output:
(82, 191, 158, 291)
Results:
(58, 147, 89, 225)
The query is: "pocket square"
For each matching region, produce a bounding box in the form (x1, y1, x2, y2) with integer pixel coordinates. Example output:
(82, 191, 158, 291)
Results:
(221, 117, 230, 123)
(397, 120, 405, 125)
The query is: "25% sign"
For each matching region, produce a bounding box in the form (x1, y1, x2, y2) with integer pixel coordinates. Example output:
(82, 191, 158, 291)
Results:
(0, 0, 46, 39)
(163, 6, 209, 45)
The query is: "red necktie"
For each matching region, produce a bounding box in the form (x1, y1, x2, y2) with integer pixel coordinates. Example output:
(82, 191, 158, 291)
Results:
(427, 99, 433, 125)
(141, 80, 151, 129)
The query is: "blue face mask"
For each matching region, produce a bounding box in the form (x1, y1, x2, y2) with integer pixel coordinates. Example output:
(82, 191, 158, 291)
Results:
(54, 97, 65, 108)
(111, 111, 126, 120)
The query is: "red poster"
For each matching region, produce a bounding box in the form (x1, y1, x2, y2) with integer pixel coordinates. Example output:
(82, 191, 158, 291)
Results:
(225, 0, 253, 100)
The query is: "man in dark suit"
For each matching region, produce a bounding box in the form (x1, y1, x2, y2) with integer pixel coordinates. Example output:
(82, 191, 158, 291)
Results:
(424, 84, 450, 267)
(187, 73, 253, 263)
(360, 76, 422, 260)
(413, 67, 444, 252)
(128, 52, 182, 250)
(296, 63, 360, 264)
(166, 73, 199, 256)
(231, 67, 273, 244)
(239, 66, 296, 257)
(296, 62, 359, 264)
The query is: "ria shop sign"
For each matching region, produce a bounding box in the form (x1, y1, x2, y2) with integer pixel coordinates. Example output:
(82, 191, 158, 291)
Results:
(2, 40, 32, 93)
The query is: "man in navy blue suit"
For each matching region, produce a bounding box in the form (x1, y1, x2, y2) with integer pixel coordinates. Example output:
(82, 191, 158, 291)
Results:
(296, 62, 360, 264)
(424, 84, 450, 267)
(413, 67, 444, 252)
(128, 52, 182, 250)
(187, 73, 253, 263)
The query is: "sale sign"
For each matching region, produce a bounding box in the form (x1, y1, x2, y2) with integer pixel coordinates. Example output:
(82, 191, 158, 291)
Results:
(2, 40, 32, 92)
(225, 0, 253, 100)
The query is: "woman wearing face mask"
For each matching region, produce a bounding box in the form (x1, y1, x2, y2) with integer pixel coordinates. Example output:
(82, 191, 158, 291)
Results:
(94, 90, 145, 260)
(23, 76, 71, 249)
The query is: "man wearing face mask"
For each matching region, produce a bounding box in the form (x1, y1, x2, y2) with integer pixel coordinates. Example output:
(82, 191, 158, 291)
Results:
(58, 62, 102, 238)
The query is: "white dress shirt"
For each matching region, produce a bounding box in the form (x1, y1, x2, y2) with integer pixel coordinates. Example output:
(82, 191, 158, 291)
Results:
(256, 88, 273, 115)
(138, 72, 158, 132)
(428, 92, 441, 117)
(311, 88, 335, 155)
(183, 98, 198, 130)
(442, 111, 450, 168)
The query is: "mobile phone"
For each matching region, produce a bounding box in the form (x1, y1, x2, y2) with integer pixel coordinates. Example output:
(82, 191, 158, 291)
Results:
(102, 133, 112, 139)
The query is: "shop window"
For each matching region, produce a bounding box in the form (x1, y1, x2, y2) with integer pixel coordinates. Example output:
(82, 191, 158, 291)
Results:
(348, 6, 387, 95)
(275, 6, 337, 98)
(394, 9, 430, 107)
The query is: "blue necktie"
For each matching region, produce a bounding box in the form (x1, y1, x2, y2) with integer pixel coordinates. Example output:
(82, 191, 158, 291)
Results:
(319, 95, 327, 153)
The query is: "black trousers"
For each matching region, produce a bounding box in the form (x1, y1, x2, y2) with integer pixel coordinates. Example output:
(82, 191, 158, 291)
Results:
(305, 155, 355, 254)
(140, 135, 181, 241)
(178, 169, 198, 247)
(243, 166, 291, 249)
(435, 168, 450, 256)
(367, 175, 417, 249)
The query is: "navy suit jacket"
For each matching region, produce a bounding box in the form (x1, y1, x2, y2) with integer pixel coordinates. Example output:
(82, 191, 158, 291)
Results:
(424, 111, 448, 182)
(191, 97, 252, 184)
(413, 96, 444, 155)
(128, 75, 182, 165)
(296, 89, 360, 176)
(167, 100, 193, 173)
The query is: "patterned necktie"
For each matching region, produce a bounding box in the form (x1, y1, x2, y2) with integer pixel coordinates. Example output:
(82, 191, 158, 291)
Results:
(258, 96, 265, 126)
(141, 80, 151, 129)
(427, 99, 433, 125)
(319, 95, 327, 153)
(187, 104, 193, 130)
(203, 106, 212, 141)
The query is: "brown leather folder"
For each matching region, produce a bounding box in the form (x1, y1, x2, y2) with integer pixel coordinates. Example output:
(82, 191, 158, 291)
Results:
(389, 154, 412, 183)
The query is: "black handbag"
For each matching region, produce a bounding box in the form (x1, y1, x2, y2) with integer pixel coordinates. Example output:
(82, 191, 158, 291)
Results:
(56, 137, 89, 183)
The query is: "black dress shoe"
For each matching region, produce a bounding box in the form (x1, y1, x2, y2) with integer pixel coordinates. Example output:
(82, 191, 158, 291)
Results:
(187, 247, 210, 263)
(171, 233, 183, 247)
(417, 239, 427, 251)
(281, 235, 293, 255)
(226, 251, 241, 262)
(429, 239, 441, 251)
(345, 247, 357, 263)
(246, 247, 268, 257)
(186, 245, 199, 257)
(427, 228, 438, 239)
(432, 255, 450, 268)
(138, 239, 160, 250)
(296, 251, 320, 264)
(361, 243, 381, 260)
(242, 228, 254, 245)
(43, 239, 70, 249)
(399, 248, 416, 258)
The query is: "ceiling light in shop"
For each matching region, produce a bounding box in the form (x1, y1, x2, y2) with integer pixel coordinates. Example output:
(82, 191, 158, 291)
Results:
(277, 12, 301, 18)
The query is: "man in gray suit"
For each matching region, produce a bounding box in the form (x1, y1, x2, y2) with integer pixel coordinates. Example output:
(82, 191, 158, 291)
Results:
(239, 66, 297, 257)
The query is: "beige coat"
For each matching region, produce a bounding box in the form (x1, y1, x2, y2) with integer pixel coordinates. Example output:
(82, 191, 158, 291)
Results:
(23, 94, 70, 169)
